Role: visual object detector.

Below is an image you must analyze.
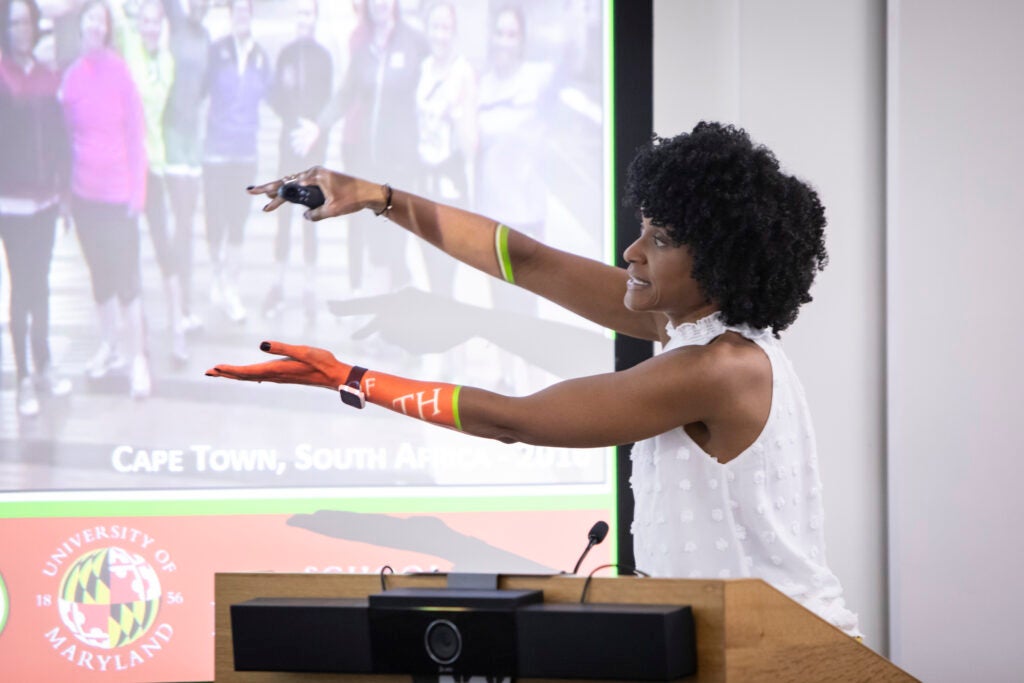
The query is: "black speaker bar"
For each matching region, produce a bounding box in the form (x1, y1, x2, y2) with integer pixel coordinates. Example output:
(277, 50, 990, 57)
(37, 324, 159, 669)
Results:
(517, 602, 695, 681)
(231, 598, 373, 674)
(231, 589, 696, 680)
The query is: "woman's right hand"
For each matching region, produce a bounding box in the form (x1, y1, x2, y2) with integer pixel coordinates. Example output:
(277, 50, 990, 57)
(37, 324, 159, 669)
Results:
(246, 167, 390, 222)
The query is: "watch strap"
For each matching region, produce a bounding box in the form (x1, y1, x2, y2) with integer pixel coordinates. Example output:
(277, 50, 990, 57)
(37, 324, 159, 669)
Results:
(339, 366, 369, 408)
(344, 365, 368, 391)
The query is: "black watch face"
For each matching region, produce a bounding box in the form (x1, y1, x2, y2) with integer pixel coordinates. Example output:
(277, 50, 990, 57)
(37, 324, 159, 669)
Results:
(340, 387, 365, 409)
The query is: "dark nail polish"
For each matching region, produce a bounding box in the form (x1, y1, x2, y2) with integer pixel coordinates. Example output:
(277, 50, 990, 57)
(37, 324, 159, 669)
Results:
(260, 341, 271, 351)
(246, 185, 254, 190)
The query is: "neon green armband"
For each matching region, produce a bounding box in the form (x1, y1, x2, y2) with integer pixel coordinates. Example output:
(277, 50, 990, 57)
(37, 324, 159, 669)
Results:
(495, 223, 515, 284)
(451, 385, 463, 432)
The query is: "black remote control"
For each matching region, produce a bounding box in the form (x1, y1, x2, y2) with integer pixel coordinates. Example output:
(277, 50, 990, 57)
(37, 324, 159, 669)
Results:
(277, 183, 325, 209)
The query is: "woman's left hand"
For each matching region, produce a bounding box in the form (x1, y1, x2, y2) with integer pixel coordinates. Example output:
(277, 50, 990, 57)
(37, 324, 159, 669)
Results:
(206, 341, 345, 390)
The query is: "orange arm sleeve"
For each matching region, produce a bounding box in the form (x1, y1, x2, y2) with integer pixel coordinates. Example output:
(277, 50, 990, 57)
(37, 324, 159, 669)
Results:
(351, 368, 463, 431)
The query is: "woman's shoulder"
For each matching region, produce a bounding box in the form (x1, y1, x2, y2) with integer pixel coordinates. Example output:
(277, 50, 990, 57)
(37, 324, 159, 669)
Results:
(659, 330, 772, 395)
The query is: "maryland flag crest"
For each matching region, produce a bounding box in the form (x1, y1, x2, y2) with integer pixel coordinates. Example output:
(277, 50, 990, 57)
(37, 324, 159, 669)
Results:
(57, 547, 162, 649)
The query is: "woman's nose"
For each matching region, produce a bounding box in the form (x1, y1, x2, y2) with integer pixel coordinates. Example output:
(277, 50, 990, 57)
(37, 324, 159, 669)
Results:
(623, 236, 643, 263)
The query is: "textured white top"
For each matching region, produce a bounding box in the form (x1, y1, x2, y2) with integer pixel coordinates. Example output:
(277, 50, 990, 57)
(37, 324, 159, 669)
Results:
(630, 312, 861, 637)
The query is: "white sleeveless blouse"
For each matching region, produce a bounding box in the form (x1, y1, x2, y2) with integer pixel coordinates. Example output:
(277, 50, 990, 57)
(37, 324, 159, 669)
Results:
(630, 312, 861, 637)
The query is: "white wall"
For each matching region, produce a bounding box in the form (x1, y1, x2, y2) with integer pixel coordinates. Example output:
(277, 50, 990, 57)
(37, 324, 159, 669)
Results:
(653, 0, 889, 653)
(887, 1, 1024, 680)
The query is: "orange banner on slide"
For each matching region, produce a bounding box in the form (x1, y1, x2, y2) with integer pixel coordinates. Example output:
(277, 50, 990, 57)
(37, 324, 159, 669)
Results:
(0, 509, 609, 682)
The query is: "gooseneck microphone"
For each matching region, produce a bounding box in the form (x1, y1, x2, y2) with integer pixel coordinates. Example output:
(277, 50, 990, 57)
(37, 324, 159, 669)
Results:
(571, 520, 609, 574)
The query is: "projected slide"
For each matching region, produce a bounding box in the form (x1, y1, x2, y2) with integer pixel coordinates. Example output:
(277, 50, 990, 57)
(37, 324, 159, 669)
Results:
(0, 0, 617, 681)
(1, 0, 610, 492)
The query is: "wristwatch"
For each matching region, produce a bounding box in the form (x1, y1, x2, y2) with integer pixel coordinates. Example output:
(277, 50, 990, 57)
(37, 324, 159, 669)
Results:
(339, 366, 368, 409)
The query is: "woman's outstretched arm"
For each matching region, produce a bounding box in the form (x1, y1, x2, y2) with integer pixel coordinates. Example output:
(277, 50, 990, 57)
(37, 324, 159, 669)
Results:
(248, 167, 665, 342)
(207, 337, 769, 454)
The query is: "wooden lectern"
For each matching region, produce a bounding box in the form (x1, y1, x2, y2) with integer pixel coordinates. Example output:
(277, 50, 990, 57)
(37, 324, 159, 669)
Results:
(214, 572, 917, 682)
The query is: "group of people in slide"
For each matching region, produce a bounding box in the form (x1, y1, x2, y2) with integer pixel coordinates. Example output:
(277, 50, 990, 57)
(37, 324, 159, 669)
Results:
(0, 0, 601, 417)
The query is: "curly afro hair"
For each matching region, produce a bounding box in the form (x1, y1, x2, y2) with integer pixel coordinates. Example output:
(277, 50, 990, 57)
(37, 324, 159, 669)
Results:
(623, 121, 828, 336)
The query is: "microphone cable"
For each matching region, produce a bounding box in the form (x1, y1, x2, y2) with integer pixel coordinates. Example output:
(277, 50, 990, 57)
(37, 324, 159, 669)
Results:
(579, 564, 650, 603)
(379, 564, 395, 591)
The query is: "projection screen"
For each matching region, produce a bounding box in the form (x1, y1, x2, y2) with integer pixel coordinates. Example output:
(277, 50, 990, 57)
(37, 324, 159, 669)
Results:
(0, 1, 629, 680)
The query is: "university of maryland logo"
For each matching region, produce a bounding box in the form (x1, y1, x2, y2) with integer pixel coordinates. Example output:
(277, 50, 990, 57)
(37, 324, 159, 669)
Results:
(40, 526, 181, 673)
(57, 547, 161, 649)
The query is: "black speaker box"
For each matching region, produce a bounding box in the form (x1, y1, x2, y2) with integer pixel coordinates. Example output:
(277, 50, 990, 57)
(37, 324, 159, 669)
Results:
(516, 602, 697, 681)
(230, 597, 372, 673)
(368, 587, 543, 676)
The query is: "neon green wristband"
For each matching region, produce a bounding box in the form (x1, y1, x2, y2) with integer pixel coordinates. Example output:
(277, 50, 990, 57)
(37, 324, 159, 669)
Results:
(451, 385, 463, 432)
(495, 223, 515, 284)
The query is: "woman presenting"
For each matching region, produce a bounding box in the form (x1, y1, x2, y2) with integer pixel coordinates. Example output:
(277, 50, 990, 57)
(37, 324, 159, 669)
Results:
(210, 121, 862, 639)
